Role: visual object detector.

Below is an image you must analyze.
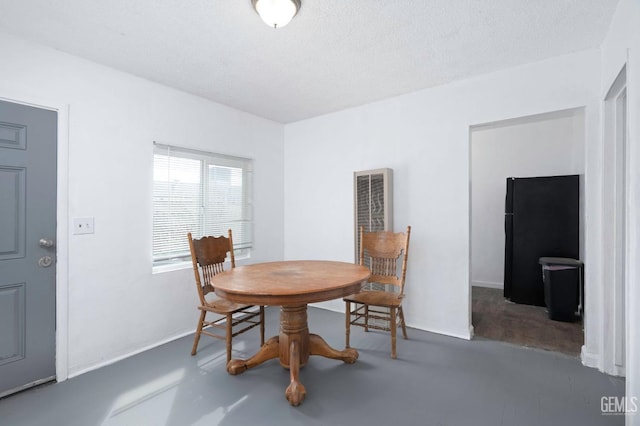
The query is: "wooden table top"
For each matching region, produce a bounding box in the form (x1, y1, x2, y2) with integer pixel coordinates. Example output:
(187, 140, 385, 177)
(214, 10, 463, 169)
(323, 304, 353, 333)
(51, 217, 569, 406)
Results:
(212, 260, 371, 306)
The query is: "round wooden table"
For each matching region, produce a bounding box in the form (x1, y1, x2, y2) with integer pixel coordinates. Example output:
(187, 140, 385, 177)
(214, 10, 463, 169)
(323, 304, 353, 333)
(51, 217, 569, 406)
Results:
(212, 260, 370, 406)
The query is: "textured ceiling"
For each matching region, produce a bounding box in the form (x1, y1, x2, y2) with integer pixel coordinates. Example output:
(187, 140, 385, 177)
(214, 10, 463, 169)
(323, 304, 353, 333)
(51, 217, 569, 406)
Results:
(0, 0, 620, 123)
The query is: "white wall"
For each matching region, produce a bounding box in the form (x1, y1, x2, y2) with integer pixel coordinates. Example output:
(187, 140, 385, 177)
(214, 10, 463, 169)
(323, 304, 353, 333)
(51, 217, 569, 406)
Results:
(599, 0, 640, 421)
(284, 49, 601, 341)
(470, 109, 585, 289)
(1, 2, 636, 403)
(0, 32, 285, 377)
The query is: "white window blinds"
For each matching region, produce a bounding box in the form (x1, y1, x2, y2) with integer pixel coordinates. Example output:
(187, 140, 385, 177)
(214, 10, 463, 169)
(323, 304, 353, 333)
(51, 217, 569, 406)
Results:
(153, 143, 253, 266)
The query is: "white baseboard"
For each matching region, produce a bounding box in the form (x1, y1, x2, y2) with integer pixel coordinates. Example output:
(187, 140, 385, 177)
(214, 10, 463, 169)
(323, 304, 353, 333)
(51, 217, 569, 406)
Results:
(580, 345, 600, 370)
(425, 325, 473, 340)
(68, 328, 194, 379)
(612, 365, 626, 377)
(314, 305, 472, 340)
(472, 280, 503, 289)
(70, 304, 477, 380)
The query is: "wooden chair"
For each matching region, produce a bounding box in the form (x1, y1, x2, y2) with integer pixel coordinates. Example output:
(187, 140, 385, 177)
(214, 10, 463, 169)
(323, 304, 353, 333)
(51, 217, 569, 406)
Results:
(344, 226, 411, 359)
(188, 230, 265, 362)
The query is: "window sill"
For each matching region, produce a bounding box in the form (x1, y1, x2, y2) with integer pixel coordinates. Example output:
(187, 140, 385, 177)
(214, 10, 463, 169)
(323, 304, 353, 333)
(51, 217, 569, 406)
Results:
(152, 251, 251, 274)
(152, 261, 191, 274)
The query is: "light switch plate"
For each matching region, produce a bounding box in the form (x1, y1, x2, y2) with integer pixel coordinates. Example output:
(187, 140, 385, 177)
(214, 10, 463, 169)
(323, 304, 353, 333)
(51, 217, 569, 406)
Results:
(73, 217, 94, 235)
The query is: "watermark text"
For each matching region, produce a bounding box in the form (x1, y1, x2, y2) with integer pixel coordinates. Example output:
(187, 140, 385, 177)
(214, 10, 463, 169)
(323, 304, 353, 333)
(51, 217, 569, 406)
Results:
(601, 396, 638, 415)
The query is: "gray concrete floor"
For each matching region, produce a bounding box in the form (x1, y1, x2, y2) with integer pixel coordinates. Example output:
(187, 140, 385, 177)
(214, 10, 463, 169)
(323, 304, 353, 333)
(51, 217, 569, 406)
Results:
(0, 307, 625, 426)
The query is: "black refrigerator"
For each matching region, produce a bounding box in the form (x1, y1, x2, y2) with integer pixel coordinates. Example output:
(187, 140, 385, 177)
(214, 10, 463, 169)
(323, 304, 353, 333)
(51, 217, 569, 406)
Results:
(503, 175, 579, 306)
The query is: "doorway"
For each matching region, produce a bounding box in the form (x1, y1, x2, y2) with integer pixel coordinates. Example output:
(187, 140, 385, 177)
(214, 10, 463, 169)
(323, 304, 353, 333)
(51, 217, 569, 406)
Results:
(469, 109, 586, 356)
(603, 66, 627, 375)
(0, 99, 57, 397)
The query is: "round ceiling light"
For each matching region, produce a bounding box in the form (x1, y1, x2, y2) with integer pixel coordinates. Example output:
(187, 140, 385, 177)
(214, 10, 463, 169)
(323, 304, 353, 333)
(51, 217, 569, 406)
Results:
(252, 0, 301, 29)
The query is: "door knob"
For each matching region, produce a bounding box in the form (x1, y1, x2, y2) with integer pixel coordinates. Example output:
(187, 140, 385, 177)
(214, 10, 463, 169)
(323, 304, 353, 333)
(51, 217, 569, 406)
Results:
(39, 238, 54, 248)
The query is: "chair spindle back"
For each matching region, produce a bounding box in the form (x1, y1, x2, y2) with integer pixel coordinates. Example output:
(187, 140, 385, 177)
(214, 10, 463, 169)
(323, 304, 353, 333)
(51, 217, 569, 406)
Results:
(188, 230, 235, 305)
(358, 226, 411, 294)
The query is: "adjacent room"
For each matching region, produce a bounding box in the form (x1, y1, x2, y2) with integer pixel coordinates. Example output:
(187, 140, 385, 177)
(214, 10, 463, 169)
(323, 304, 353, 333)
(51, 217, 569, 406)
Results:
(470, 109, 586, 356)
(0, 1, 638, 425)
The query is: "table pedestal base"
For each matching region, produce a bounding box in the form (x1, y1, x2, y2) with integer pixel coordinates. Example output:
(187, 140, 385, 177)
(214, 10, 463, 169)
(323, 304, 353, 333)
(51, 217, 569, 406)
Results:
(226, 305, 358, 406)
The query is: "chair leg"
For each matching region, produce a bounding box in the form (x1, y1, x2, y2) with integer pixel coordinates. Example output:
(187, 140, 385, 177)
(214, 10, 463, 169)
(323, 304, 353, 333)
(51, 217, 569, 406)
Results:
(399, 306, 408, 340)
(191, 310, 206, 356)
(226, 313, 233, 363)
(259, 306, 265, 346)
(345, 301, 351, 348)
(364, 304, 369, 332)
(390, 307, 397, 359)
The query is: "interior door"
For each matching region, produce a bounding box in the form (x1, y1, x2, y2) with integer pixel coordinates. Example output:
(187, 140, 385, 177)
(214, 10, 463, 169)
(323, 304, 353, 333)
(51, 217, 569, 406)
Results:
(0, 99, 57, 397)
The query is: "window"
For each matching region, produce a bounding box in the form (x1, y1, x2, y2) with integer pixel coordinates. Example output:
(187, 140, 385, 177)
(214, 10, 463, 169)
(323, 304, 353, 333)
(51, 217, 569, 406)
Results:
(153, 143, 253, 268)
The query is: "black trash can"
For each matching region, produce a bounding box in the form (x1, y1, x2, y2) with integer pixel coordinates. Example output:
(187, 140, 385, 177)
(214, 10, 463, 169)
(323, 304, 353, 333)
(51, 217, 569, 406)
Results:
(539, 257, 583, 322)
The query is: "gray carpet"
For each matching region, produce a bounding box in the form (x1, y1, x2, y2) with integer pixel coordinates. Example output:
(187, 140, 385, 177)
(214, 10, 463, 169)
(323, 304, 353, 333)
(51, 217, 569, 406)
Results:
(472, 286, 584, 356)
(0, 307, 623, 426)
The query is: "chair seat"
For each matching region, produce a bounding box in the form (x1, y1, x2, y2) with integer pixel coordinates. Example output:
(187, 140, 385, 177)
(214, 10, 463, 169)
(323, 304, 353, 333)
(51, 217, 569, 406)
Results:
(344, 290, 403, 308)
(201, 296, 253, 314)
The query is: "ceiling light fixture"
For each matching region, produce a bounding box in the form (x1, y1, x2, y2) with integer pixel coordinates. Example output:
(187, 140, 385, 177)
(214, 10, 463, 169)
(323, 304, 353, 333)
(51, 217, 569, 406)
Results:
(252, 0, 301, 29)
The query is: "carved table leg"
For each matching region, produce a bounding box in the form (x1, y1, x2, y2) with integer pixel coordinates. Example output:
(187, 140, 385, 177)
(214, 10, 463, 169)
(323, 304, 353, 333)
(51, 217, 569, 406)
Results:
(309, 334, 359, 364)
(285, 340, 306, 406)
(227, 304, 359, 406)
(278, 306, 309, 405)
(227, 336, 279, 375)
